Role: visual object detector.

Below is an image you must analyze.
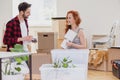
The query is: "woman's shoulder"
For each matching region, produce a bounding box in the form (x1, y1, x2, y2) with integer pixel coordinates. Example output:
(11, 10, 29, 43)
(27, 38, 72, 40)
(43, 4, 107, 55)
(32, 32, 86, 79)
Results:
(78, 27, 85, 35)
(78, 27, 84, 32)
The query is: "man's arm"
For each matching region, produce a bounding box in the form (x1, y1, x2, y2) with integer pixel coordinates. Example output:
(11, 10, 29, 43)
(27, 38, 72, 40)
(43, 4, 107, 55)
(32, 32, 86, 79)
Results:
(3, 21, 20, 47)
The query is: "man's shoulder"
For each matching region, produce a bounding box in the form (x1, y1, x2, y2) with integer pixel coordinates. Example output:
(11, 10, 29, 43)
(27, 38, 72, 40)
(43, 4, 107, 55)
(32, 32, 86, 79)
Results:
(7, 16, 19, 25)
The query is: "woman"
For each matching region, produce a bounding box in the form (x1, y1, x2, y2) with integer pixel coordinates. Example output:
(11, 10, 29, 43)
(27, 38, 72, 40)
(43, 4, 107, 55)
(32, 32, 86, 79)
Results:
(65, 10, 86, 49)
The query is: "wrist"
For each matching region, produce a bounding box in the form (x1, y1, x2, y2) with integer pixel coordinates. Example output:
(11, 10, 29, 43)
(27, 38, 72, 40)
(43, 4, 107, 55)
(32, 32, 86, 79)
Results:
(18, 38, 23, 42)
(71, 43, 73, 47)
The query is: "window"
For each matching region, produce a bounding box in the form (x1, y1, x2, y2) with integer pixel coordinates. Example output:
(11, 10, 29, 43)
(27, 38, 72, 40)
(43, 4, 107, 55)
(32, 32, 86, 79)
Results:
(12, 0, 56, 26)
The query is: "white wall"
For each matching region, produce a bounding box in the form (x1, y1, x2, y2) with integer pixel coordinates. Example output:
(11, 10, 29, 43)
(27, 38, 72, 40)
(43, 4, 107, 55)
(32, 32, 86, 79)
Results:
(0, 0, 12, 46)
(0, 0, 120, 48)
(57, 0, 120, 48)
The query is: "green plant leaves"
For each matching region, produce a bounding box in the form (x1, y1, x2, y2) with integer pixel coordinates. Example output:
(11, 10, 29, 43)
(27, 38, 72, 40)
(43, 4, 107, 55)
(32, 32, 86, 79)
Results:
(62, 63, 68, 68)
(10, 44, 24, 52)
(10, 44, 29, 63)
(14, 57, 23, 64)
(63, 58, 67, 62)
(14, 44, 23, 49)
(53, 57, 73, 68)
(53, 59, 61, 68)
(3, 44, 29, 75)
(21, 56, 29, 61)
(15, 67, 21, 72)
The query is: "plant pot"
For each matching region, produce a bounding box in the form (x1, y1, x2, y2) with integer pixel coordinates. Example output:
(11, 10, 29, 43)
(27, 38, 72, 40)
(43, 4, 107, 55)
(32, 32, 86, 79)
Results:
(2, 74, 25, 80)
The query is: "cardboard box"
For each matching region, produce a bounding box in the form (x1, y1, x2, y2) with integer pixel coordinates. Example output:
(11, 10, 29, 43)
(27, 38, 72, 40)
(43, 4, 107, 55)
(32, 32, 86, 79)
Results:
(32, 53, 52, 74)
(56, 39, 63, 49)
(38, 32, 54, 49)
(36, 49, 51, 54)
(0, 45, 7, 51)
(52, 19, 66, 39)
(25, 74, 40, 80)
(92, 35, 108, 48)
(0, 48, 7, 51)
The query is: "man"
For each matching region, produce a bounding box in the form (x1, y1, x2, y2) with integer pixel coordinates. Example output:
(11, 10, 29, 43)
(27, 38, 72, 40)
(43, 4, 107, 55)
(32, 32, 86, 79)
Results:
(3, 2, 32, 51)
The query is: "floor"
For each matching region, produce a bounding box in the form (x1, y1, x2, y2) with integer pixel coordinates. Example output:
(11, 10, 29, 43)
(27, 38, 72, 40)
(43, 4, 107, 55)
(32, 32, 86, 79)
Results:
(88, 70, 119, 80)
(25, 70, 119, 80)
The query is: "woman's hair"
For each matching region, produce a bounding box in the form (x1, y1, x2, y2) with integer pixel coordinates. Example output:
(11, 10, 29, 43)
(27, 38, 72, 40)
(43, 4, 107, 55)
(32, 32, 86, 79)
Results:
(65, 10, 81, 33)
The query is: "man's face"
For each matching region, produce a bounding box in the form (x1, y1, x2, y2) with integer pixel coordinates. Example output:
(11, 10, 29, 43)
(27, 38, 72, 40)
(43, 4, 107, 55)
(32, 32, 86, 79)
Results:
(22, 8, 31, 19)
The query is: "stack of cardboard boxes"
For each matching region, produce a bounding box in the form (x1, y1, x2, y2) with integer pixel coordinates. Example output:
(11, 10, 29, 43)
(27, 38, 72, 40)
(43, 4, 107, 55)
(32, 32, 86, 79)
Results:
(31, 32, 55, 74)
(52, 18, 66, 48)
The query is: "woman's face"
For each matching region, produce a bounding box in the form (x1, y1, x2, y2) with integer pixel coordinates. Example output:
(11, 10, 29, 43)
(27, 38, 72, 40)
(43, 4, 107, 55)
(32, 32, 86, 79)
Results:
(67, 13, 75, 25)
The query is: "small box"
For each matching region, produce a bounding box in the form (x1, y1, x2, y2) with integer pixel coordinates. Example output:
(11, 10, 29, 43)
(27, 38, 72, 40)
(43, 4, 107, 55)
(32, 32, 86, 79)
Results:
(0, 48, 7, 51)
(38, 32, 54, 50)
(40, 64, 87, 80)
(112, 59, 120, 79)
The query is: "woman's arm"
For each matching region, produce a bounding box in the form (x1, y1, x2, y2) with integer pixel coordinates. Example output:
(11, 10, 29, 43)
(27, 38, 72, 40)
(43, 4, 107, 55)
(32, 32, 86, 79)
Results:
(67, 30, 87, 49)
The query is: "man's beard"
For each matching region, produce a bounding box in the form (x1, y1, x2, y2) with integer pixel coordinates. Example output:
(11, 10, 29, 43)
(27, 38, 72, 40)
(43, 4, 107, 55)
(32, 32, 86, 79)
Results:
(22, 14, 28, 19)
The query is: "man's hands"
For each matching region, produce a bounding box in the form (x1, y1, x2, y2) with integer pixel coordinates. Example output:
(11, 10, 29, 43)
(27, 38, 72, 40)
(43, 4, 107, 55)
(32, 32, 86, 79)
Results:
(23, 36, 33, 41)
(17, 36, 33, 42)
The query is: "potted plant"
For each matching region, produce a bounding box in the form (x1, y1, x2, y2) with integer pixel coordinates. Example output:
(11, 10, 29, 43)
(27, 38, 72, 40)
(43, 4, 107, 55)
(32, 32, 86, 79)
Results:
(2, 44, 29, 80)
(53, 57, 75, 68)
(39, 57, 85, 80)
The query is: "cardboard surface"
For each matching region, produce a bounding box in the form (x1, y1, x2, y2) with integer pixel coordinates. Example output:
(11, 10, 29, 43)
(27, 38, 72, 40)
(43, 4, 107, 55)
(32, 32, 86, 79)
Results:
(32, 53, 52, 74)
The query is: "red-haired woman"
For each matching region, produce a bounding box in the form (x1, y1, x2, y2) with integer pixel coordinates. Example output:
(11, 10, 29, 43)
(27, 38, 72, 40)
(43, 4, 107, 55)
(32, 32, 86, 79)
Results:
(65, 10, 86, 49)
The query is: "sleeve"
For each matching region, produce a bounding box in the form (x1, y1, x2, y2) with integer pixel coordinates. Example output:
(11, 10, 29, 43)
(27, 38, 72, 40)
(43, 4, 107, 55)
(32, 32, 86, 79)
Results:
(3, 21, 19, 48)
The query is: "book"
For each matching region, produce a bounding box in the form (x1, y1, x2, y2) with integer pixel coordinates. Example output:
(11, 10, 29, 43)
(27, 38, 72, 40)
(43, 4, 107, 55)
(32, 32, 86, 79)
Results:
(61, 29, 77, 49)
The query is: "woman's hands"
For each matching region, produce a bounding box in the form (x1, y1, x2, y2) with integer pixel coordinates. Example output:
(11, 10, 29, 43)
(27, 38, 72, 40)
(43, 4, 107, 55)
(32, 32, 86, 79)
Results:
(66, 41, 73, 47)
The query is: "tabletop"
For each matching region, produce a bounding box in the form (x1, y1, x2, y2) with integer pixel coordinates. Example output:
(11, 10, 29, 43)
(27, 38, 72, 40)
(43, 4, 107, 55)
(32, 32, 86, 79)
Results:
(0, 52, 32, 59)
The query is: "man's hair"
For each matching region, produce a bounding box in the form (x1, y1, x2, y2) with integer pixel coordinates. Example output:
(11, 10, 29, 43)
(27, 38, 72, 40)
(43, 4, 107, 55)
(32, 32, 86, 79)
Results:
(18, 2, 31, 12)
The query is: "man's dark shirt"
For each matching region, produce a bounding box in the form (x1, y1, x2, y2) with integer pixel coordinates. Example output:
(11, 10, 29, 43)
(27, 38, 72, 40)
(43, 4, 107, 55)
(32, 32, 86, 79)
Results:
(3, 16, 28, 51)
